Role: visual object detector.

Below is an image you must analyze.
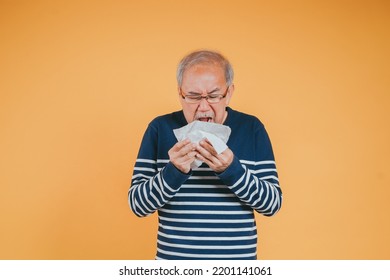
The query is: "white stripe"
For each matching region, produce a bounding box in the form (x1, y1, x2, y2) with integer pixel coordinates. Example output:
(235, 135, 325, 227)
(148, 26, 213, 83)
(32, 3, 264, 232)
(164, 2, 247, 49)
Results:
(230, 165, 246, 189)
(152, 180, 165, 201)
(157, 248, 256, 259)
(155, 173, 167, 197)
(150, 192, 164, 208)
(159, 216, 254, 223)
(133, 167, 156, 173)
(138, 158, 275, 166)
(175, 193, 235, 197)
(193, 167, 213, 171)
(258, 182, 270, 210)
(156, 173, 174, 199)
(157, 240, 257, 250)
(246, 182, 259, 203)
(255, 180, 264, 206)
(240, 160, 275, 165)
(137, 183, 153, 213)
(158, 232, 257, 241)
(159, 224, 257, 232)
(189, 176, 220, 180)
(132, 173, 152, 180)
(270, 194, 280, 214)
(161, 175, 176, 193)
(166, 201, 242, 206)
(259, 175, 279, 182)
(133, 200, 143, 216)
(159, 209, 251, 215)
(235, 168, 251, 195)
(132, 179, 148, 185)
(143, 180, 156, 212)
(238, 180, 258, 204)
(181, 184, 224, 189)
(129, 188, 142, 217)
(249, 168, 277, 174)
(262, 182, 276, 212)
(136, 159, 156, 164)
(134, 195, 151, 217)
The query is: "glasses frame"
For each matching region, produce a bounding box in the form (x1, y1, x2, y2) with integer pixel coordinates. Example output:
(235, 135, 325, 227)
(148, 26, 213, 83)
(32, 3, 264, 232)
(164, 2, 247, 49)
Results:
(180, 86, 230, 104)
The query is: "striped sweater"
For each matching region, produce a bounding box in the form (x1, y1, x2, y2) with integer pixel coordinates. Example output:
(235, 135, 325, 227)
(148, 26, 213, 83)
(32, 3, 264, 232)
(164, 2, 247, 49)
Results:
(128, 107, 282, 260)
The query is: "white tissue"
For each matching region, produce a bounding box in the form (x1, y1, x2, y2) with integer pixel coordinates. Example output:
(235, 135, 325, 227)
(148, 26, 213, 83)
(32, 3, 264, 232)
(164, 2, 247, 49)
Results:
(173, 121, 231, 168)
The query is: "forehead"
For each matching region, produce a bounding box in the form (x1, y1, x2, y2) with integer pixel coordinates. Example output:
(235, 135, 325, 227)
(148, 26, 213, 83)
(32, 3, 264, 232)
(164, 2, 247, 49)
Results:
(182, 63, 226, 88)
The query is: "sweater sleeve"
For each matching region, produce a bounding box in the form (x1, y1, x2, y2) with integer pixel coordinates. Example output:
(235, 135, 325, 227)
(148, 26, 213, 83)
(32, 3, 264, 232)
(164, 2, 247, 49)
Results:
(128, 123, 191, 217)
(218, 124, 282, 216)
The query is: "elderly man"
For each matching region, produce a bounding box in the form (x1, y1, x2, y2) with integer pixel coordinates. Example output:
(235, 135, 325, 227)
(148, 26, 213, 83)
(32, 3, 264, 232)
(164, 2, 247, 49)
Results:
(128, 50, 282, 260)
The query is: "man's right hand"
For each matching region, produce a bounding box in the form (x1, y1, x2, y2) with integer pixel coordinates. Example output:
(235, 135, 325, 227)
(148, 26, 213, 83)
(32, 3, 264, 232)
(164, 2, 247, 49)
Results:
(168, 139, 197, 174)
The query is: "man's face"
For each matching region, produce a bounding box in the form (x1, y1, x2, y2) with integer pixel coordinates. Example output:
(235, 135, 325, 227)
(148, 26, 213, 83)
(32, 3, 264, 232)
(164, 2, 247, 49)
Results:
(179, 63, 234, 124)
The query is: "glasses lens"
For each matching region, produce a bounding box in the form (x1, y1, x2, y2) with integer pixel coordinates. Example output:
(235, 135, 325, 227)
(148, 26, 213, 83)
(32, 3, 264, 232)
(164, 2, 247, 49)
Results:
(185, 96, 201, 103)
(181, 88, 228, 104)
(207, 95, 221, 103)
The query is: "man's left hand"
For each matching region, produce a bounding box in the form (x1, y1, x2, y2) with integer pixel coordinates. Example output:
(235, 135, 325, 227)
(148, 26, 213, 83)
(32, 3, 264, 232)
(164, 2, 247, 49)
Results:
(195, 139, 234, 173)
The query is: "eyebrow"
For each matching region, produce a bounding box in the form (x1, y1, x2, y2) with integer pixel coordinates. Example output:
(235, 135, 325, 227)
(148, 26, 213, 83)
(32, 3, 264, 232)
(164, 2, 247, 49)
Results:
(187, 88, 220, 95)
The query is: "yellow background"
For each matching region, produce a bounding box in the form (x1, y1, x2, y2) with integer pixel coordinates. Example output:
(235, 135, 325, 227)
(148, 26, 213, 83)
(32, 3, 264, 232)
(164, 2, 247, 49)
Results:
(1, 0, 389, 259)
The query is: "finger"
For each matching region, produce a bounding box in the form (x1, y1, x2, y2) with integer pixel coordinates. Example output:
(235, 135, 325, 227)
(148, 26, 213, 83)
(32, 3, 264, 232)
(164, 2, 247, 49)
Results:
(195, 152, 219, 169)
(194, 152, 206, 162)
(183, 155, 197, 165)
(216, 149, 234, 169)
(186, 151, 198, 158)
(196, 144, 219, 165)
(171, 144, 197, 167)
(178, 142, 197, 157)
(172, 138, 191, 152)
(199, 140, 218, 156)
(203, 138, 213, 146)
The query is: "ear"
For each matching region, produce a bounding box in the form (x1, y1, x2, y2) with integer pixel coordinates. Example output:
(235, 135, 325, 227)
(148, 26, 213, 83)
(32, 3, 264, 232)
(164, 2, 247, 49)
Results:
(177, 86, 182, 99)
(225, 84, 234, 105)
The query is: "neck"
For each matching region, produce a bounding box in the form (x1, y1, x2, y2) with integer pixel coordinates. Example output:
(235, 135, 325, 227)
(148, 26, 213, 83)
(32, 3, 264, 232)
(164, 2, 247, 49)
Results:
(221, 110, 228, 124)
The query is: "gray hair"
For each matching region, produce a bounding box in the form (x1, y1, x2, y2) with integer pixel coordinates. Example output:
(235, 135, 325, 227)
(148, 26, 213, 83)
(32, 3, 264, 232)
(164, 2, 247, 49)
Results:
(176, 50, 234, 86)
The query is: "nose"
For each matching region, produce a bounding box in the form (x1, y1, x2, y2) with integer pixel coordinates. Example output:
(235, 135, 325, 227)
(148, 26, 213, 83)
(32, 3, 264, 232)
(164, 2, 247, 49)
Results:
(197, 96, 211, 111)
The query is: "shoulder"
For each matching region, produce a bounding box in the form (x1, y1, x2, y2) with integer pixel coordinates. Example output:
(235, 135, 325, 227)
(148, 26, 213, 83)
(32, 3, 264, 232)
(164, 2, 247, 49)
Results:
(226, 107, 265, 130)
(148, 110, 186, 131)
(139, 110, 185, 150)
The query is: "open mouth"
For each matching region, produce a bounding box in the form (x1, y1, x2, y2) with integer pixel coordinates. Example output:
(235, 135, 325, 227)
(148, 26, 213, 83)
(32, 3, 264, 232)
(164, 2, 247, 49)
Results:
(198, 117, 212, 122)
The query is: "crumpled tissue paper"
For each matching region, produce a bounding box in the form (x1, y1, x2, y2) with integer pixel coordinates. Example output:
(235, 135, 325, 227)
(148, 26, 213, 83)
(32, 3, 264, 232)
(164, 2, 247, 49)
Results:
(173, 121, 231, 168)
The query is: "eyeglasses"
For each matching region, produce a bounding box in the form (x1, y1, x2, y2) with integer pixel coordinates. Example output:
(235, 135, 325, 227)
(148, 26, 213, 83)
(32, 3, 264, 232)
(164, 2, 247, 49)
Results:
(180, 86, 229, 104)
